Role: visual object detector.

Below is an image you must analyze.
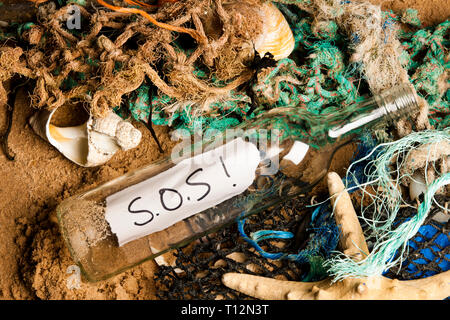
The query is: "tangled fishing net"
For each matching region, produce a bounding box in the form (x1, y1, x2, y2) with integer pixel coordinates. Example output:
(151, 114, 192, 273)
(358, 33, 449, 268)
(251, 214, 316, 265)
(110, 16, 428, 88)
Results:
(0, 0, 261, 119)
(155, 130, 449, 299)
(0, 0, 448, 299)
(325, 129, 449, 281)
(0, 0, 448, 135)
(155, 195, 339, 299)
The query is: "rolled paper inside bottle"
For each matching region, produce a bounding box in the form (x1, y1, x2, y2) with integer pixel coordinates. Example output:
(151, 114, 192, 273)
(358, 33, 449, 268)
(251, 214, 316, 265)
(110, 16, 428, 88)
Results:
(105, 138, 261, 246)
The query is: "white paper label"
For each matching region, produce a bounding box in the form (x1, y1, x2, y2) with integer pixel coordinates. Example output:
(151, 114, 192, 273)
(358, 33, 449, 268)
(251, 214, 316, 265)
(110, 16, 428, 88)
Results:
(105, 138, 261, 246)
(284, 141, 309, 165)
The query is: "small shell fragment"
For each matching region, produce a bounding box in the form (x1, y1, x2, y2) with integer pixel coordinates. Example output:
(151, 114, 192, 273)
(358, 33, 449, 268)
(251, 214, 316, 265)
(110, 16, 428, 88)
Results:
(254, 2, 295, 60)
(29, 108, 142, 167)
(409, 171, 427, 200)
(115, 121, 142, 150)
(432, 211, 449, 224)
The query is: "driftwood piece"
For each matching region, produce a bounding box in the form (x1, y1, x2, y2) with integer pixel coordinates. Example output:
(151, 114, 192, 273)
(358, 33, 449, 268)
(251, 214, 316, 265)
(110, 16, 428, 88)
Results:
(222, 172, 450, 300)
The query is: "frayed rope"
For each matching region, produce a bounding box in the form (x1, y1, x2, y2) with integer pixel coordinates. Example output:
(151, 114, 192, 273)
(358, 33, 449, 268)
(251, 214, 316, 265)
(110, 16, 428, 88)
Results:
(325, 128, 450, 281)
(326, 172, 450, 281)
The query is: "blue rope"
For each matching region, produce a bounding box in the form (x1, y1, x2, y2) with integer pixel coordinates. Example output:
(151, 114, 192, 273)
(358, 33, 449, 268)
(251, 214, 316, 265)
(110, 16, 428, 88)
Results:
(235, 131, 379, 280)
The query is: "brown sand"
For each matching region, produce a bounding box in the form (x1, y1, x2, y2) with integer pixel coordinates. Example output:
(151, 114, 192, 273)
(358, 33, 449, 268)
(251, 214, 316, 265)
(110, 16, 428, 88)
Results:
(370, 0, 450, 26)
(0, 0, 447, 300)
(0, 88, 177, 299)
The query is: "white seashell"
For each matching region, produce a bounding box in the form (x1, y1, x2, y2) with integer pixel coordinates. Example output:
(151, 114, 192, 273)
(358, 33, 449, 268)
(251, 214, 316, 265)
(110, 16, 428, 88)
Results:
(90, 112, 123, 137)
(115, 121, 142, 150)
(29, 108, 142, 167)
(432, 211, 449, 224)
(254, 2, 295, 60)
(409, 171, 427, 200)
(149, 245, 184, 274)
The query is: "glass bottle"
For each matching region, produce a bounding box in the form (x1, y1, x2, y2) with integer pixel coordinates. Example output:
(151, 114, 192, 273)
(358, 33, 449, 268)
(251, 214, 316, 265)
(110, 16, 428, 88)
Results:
(56, 84, 419, 282)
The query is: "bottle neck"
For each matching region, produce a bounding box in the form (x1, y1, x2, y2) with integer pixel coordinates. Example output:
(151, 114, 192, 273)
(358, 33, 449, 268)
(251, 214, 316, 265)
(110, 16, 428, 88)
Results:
(245, 84, 419, 147)
(328, 85, 419, 139)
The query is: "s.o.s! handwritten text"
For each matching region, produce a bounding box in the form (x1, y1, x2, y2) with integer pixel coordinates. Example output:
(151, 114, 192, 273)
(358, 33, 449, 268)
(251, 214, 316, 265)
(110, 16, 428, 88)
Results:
(128, 155, 238, 226)
(105, 138, 261, 247)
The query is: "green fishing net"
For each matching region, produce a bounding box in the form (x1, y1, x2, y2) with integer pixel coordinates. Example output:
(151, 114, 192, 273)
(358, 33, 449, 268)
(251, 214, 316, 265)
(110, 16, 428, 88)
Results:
(125, 5, 364, 137)
(123, 5, 448, 135)
(397, 17, 450, 129)
(6, 2, 446, 134)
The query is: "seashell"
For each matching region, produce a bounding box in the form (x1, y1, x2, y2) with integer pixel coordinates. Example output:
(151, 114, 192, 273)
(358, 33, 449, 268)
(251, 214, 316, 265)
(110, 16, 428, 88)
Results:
(29, 108, 142, 167)
(254, 2, 295, 60)
(431, 211, 449, 224)
(409, 171, 427, 200)
(408, 171, 448, 223)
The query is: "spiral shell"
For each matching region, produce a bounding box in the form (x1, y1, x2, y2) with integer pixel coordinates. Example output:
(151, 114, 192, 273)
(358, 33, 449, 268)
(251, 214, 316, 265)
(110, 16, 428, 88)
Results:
(29, 109, 142, 167)
(254, 2, 295, 60)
